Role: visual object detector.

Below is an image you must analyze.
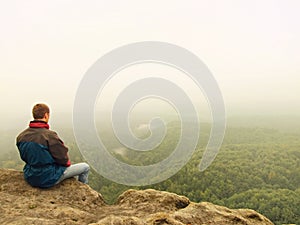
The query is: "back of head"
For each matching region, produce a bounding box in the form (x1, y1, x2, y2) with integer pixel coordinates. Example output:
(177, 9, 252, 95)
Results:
(32, 103, 50, 119)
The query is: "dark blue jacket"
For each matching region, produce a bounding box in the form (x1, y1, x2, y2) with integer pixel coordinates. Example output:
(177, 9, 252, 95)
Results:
(16, 121, 70, 188)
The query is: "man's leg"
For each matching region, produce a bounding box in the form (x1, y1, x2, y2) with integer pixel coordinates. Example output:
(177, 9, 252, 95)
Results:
(56, 163, 90, 184)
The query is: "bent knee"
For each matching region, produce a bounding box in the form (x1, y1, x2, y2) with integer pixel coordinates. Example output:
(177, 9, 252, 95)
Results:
(83, 163, 90, 171)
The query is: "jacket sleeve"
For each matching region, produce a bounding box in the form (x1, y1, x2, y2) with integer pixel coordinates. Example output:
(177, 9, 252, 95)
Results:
(47, 131, 71, 167)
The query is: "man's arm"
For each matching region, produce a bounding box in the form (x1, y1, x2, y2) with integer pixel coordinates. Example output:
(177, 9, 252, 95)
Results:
(47, 131, 71, 167)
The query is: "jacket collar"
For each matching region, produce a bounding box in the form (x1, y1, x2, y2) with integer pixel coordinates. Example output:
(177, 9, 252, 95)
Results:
(29, 120, 50, 129)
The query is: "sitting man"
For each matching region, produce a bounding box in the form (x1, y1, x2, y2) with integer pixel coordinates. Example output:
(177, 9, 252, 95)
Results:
(16, 103, 89, 188)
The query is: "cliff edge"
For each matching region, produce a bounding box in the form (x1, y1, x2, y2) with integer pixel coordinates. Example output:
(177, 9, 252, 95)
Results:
(0, 169, 274, 225)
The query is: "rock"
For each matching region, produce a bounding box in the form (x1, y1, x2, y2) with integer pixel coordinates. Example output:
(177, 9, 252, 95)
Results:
(0, 168, 104, 225)
(173, 202, 272, 225)
(117, 189, 190, 213)
(90, 215, 144, 225)
(0, 169, 274, 225)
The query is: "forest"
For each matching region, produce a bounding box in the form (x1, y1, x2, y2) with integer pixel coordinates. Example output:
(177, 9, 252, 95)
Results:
(0, 117, 299, 225)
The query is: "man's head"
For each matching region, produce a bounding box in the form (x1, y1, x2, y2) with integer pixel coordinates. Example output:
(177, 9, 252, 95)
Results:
(32, 103, 50, 122)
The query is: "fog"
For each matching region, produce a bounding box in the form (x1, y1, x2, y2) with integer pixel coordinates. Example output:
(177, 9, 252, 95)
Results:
(1, 0, 300, 131)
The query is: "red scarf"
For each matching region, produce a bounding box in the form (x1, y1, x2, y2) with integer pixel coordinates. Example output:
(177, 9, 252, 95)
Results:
(29, 121, 50, 129)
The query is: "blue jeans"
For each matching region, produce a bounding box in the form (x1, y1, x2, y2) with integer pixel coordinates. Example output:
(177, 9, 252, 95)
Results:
(56, 162, 90, 184)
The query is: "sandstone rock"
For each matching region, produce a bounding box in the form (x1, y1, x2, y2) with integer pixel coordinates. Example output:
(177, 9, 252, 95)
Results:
(117, 189, 190, 213)
(0, 169, 274, 225)
(173, 202, 272, 225)
(90, 215, 144, 225)
(0, 169, 104, 225)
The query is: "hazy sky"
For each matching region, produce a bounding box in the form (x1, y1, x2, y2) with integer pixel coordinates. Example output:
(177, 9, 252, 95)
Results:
(1, 0, 300, 129)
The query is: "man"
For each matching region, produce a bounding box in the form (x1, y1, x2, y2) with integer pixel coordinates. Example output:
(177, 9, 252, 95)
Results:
(16, 103, 89, 188)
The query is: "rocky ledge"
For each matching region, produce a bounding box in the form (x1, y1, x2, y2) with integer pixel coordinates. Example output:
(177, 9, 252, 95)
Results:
(0, 169, 274, 225)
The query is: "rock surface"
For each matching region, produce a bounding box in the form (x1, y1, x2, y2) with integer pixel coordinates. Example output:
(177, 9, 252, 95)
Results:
(0, 169, 274, 225)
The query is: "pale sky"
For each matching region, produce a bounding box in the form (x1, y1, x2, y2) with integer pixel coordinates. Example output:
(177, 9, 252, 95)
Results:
(1, 0, 300, 129)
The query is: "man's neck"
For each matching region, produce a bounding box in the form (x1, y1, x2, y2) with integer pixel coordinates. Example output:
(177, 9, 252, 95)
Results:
(34, 119, 48, 123)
